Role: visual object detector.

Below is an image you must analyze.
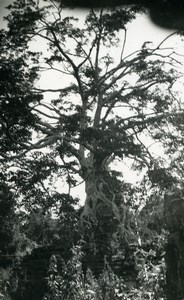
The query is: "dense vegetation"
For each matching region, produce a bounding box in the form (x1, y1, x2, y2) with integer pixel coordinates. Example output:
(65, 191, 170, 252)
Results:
(0, 0, 184, 299)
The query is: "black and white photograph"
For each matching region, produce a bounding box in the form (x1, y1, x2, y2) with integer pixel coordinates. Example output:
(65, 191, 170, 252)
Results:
(0, 0, 184, 299)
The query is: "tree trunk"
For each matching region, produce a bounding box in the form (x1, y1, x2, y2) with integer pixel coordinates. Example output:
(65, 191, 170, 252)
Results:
(80, 166, 121, 274)
(164, 189, 184, 300)
(81, 167, 121, 223)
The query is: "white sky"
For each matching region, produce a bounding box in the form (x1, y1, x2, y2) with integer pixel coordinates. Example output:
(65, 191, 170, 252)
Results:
(1, 1, 184, 203)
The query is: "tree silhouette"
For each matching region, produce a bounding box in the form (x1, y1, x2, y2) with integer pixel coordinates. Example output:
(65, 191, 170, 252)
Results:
(1, 0, 183, 225)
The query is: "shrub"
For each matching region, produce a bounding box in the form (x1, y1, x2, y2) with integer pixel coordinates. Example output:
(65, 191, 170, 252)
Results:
(43, 243, 166, 300)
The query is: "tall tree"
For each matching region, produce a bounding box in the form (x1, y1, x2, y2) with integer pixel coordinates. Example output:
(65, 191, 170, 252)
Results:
(1, 0, 183, 228)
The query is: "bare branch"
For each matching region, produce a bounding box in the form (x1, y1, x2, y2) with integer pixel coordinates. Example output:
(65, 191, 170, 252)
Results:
(153, 31, 179, 52)
(120, 28, 127, 62)
(32, 107, 59, 120)
(78, 40, 96, 70)
(133, 128, 153, 164)
(123, 110, 184, 130)
(38, 102, 63, 117)
(33, 84, 77, 93)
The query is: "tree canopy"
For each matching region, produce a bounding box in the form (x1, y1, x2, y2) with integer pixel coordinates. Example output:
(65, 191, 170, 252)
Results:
(1, 0, 183, 222)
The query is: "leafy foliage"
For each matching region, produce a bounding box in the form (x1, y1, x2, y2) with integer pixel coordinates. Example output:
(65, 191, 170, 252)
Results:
(43, 243, 166, 300)
(0, 181, 16, 253)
